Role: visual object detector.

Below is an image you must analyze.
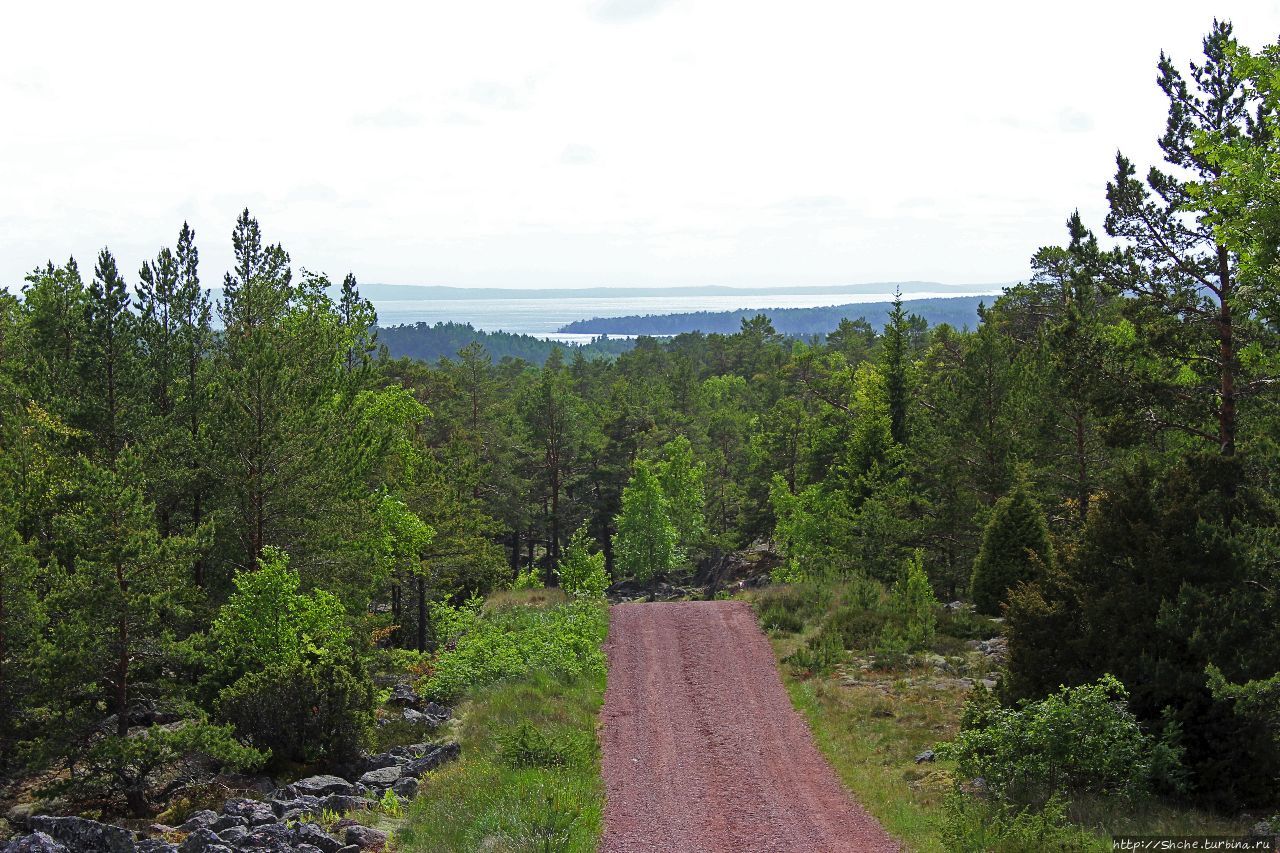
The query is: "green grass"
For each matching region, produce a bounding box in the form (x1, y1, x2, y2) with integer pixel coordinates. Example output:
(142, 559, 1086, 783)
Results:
(396, 668, 606, 852)
(749, 582, 1252, 852)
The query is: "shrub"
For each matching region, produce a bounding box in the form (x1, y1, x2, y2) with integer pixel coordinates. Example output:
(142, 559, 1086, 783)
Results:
(821, 606, 888, 650)
(785, 630, 845, 676)
(937, 606, 1002, 641)
(215, 657, 374, 766)
(208, 547, 355, 684)
(557, 524, 609, 599)
(753, 583, 833, 634)
(970, 488, 1054, 615)
(44, 722, 267, 817)
(422, 600, 608, 702)
(513, 566, 543, 590)
(937, 674, 1177, 805)
(940, 791, 1102, 853)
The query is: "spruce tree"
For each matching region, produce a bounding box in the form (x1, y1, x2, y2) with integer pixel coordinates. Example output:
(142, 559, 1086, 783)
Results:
(970, 487, 1053, 615)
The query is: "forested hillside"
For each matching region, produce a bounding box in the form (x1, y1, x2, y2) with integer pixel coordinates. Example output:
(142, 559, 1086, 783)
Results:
(376, 321, 631, 363)
(1, 18, 1279, 848)
(557, 295, 987, 336)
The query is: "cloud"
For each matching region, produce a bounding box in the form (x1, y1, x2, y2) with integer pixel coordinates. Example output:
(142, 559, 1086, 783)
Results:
(351, 107, 423, 129)
(588, 0, 674, 23)
(1058, 108, 1094, 133)
(466, 79, 534, 111)
(560, 144, 597, 165)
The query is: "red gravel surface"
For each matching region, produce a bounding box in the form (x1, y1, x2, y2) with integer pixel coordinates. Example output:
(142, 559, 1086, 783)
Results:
(599, 600, 900, 853)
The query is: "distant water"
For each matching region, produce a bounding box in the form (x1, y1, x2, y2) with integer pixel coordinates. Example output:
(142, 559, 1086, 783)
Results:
(374, 291, 991, 342)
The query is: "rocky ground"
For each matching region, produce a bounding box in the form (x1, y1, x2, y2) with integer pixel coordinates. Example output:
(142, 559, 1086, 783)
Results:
(2, 686, 458, 853)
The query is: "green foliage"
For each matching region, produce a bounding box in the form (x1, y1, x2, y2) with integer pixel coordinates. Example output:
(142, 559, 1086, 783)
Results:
(208, 547, 354, 682)
(422, 600, 608, 702)
(938, 675, 1175, 806)
(45, 722, 267, 816)
(785, 630, 845, 676)
(614, 460, 680, 584)
(970, 487, 1053, 615)
(214, 656, 374, 765)
(752, 583, 833, 635)
(556, 523, 608, 599)
(940, 791, 1103, 853)
(654, 436, 707, 550)
(887, 551, 936, 651)
(512, 566, 544, 590)
(498, 721, 595, 770)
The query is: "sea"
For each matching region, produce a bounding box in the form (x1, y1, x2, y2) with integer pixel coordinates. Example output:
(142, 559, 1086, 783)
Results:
(373, 290, 990, 342)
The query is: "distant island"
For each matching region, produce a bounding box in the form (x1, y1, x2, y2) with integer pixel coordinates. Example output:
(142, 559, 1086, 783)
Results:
(349, 281, 1004, 301)
(558, 295, 989, 337)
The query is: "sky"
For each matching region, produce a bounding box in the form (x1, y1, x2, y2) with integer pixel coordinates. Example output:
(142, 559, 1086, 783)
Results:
(4, 0, 1280, 292)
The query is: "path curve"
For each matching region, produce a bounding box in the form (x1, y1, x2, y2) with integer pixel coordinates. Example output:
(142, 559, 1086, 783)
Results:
(599, 600, 899, 852)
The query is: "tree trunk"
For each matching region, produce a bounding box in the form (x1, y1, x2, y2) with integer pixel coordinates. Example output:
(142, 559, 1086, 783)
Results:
(416, 576, 427, 653)
(1217, 245, 1236, 459)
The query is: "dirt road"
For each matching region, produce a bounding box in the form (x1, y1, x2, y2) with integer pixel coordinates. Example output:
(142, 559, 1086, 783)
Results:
(599, 600, 900, 852)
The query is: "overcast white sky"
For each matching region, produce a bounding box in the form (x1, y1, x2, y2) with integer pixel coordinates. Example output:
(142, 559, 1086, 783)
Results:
(4, 0, 1280, 292)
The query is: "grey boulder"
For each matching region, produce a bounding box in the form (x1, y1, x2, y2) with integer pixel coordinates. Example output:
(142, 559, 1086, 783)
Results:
(290, 776, 356, 798)
(3, 833, 67, 853)
(29, 817, 135, 853)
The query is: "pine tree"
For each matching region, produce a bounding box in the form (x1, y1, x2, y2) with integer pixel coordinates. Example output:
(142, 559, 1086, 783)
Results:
(39, 454, 198, 743)
(881, 288, 911, 446)
(970, 487, 1053, 615)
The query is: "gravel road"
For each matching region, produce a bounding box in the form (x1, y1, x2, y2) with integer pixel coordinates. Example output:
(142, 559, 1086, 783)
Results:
(599, 600, 900, 852)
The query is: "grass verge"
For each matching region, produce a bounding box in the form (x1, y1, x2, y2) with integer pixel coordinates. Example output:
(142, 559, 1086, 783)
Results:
(754, 583, 1250, 852)
(396, 592, 607, 853)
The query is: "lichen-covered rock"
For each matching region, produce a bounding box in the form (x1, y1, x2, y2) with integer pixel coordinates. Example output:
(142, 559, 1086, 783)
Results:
(357, 766, 401, 788)
(178, 811, 219, 833)
(177, 828, 224, 853)
(267, 795, 321, 818)
(229, 822, 292, 851)
(3, 832, 68, 853)
(29, 816, 135, 853)
(343, 825, 387, 850)
(291, 823, 343, 853)
(402, 742, 461, 778)
(391, 776, 419, 799)
(290, 776, 356, 798)
(135, 840, 178, 853)
(219, 799, 274, 826)
(318, 795, 368, 814)
(214, 826, 247, 845)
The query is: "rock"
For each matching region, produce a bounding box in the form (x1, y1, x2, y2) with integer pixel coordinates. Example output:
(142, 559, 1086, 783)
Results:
(231, 822, 292, 851)
(178, 811, 219, 833)
(391, 776, 419, 799)
(29, 816, 135, 853)
(292, 824, 343, 853)
(334, 847, 360, 853)
(358, 753, 400, 773)
(403, 742, 461, 778)
(220, 799, 275, 827)
(319, 795, 368, 814)
(914, 749, 936, 763)
(388, 682, 422, 707)
(215, 827, 247, 845)
(178, 828, 224, 853)
(3, 833, 67, 853)
(209, 816, 247, 832)
(291, 776, 356, 798)
(343, 825, 388, 850)
(296, 847, 324, 853)
(357, 766, 402, 788)
(135, 841, 178, 853)
(268, 796, 321, 818)
(1250, 820, 1274, 837)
